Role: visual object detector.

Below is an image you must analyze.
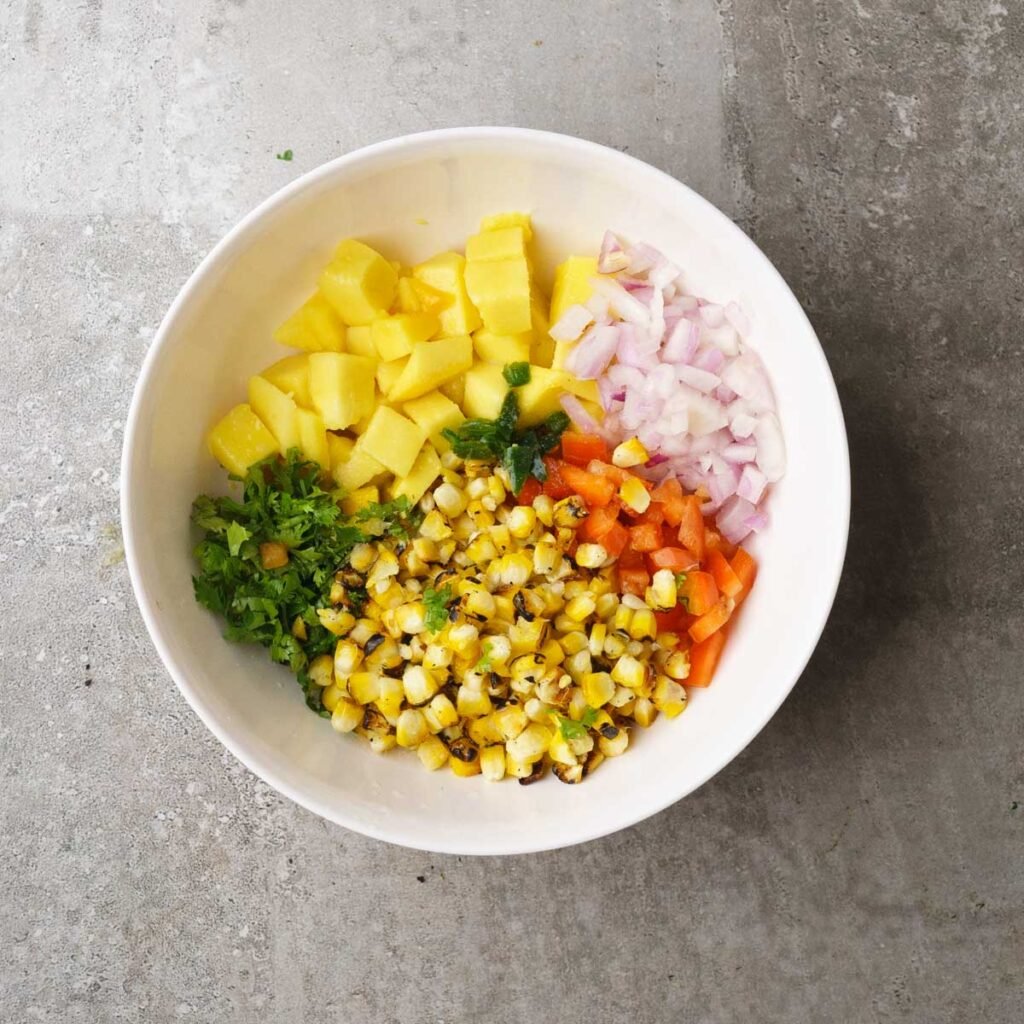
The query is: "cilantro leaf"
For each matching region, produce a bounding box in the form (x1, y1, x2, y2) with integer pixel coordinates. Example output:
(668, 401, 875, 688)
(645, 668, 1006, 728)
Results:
(423, 584, 454, 633)
(549, 706, 599, 741)
(276, 149, 294, 161)
(226, 521, 251, 556)
(354, 495, 423, 539)
(475, 642, 494, 672)
(503, 362, 531, 387)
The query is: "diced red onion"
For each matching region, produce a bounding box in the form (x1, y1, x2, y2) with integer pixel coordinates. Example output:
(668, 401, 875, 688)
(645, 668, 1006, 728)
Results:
(645, 453, 670, 467)
(549, 304, 594, 344)
(744, 510, 769, 533)
(753, 413, 786, 482)
(730, 411, 758, 438)
(715, 384, 737, 403)
(722, 443, 757, 464)
(662, 319, 699, 363)
(559, 394, 602, 436)
(699, 303, 726, 328)
(736, 464, 767, 503)
(598, 230, 629, 274)
(591, 277, 651, 328)
(717, 495, 756, 544)
(676, 365, 721, 394)
(649, 258, 682, 291)
(693, 346, 726, 373)
(624, 242, 662, 274)
(724, 301, 751, 337)
(565, 323, 619, 379)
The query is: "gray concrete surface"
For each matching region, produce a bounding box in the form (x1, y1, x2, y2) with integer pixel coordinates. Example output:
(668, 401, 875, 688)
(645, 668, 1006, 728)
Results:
(1, 1, 1021, 1020)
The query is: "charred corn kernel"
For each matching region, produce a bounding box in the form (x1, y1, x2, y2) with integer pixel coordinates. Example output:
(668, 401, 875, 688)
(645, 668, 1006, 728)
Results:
(633, 696, 658, 727)
(490, 524, 512, 552)
(564, 649, 592, 679)
(553, 495, 588, 527)
(401, 549, 429, 575)
(564, 579, 588, 601)
(375, 581, 406, 610)
(412, 537, 439, 562)
(394, 601, 426, 634)
(457, 685, 493, 718)
(506, 723, 553, 763)
(493, 593, 515, 622)
(507, 506, 537, 538)
(565, 593, 597, 622)
(589, 623, 607, 658)
(612, 604, 634, 633)
(465, 534, 498, 565)
(369, 636, 403, 669)
(329, 579, 346, 604)
(656, 630, 681, 650)
(611, 655, 647, 690)
(523, 696, 549, 723)
(539, 637, 564, 665)
(424, 693, 458, 732)
(449, 622, 480, 653)
(349, 620, 376, 645)
(465, 501, 495, 528)
(596, 592, 620, 620)
(621, 593, 647, 610)
(468, 714, 503, 746)
(376, 676, 404, 723)
(419, 492, 436, 513)
(466, 477, 489, 500)
(553, 612, 576, 633)
(307, 654, 334, 689)
(609, 685, 634, 708)
(619, 476, 651, 514)
(318, 608, 355, 636)
(419, 509, 453, 541)
(417, 735, 449, 770)
(509, 620, 546, 657)
(349, 542, 377, 573)
(464, 588, 497, 620)
(349, 671, 381, 705)
(402, 664, 439, 705)
(599, 726, 630, 757)
(291, 615, 308, 641)
(653, 675, 688, 718)
(494, 704, 529, 740)
(575, 543, 608, 569)
(567, 688, 589, 721)
(548, 731, 578, 766)
(560, 631, 589, 656)
(330, 698, 363, 733)
(510, 652, 545, 686)
(368, 733, 397, 755)
(395, 708, 429, 748)
(490, 552, 532, 587)
(533, 542, 560, 576)
(532, 493, 555, 526)
(437, 539, 457, 563)
(505, 753, 533, 779)
(554, 762, 584, 784)
(450, 753, 481, 777)
(432, 482, 467, 518)
(487, 476, 507, 504)
(333, 641, 363, 679)
(321, 683, 346, 712)
(629, 608, 657, 640)
(612, 437, 649, 468)
(366, 549, 400, 587)
(663, 650, 691, 681)
(602, 633, 628, 660)
(480, 744, 506, 781)
(625, 639, 645, 658)
(423, 643, 452, 671)
(582, 671, 616, 707)
(647, 569, 678, 610)
(482, 634, 512, 667)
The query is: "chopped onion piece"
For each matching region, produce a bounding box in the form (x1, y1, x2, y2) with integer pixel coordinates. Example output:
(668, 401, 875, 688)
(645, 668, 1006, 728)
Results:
(717, 496, 756, 544)
(699, 303, 726, 328)
(591, 277, 651, 328)
(598, 230, 629, 274)
(737, 464, 767, 503)
(722, 443, 757, 464)
(662, 319, 699, 363)
(549, 304, 594, 343)
(565, 323, 619, 380)
(725, 301, 751, 336)
(559, 394, 602, 436)
(676, 365, 721, 394)
(753, 413, 786, 482)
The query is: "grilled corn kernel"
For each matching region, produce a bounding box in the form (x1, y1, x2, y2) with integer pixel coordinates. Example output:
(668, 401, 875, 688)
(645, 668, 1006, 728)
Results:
(318, 608, 356, 636)
(449, 622, 480, 653)
(457, 685, 493, 718)
(463, 589, 496, 621)
(539, 637, 565, 665)
(565, 592, 597, 623)
(567, 688, 589, 721)
(321, 683, 346, 712)
(582, 671, 616, 707)
(423, 643, 452, 671)
(533, 542, 560, 576)
(368, 733, 397, 755)
(468, 714, 503, 746)
(291, 615, 308, 640)
(532, 493, 555, 526)
(368, 636, 403, 669)
(554, 762, 584, 784)
(663, 650, 691, 681)
(611, 604, 634, 632)
(394, 601, 427, 634)
(522, 696, 549, 723)
(506, 723, 553, 764)
(450, 754, 481, 777)
(564, 579, 588, 600)
(494, 704, 529, 741)
(553, 496, 587, 527)
(420, 509, 453, 541)
(490, 552, 532, 588)
(465, 501, 495, 528)
(647, 569, 677, 610)
(402, 664, 440, 706)
(412, 537, 439, 562)
(603, 632, 628, 659)
(349, 619, 376, 646)
(619, 476, 651, 514)
(396, 708, 429, 748)
(625, 639, 645, 658)
(307, 654, 334, 689)
(536, 675, 570, 708)
(417, 735, 449, 771)
(588, 623, 607, 659)
(481, 634, 512, 667)
(375, 676, 404, 724)
(621, 593, 648, 610)
(560, 631, 589, 656)
(424, 693, 458, 732)
(330, 698, 363, 733)
(329, 579, 346, 605)
(480, 744, 506, 781)
(437, 539, 457, 563)
(633, 696, 658, 727)
(653, 675, 688, 718)
(349, 542, 377, 573)
(611, 655, 647, 690)
(366, 549, 400, 587)
(629, 608, 657, 640)
(564, 649, 592, 680)
(466, 477, 489, 500)
(510, 653, 545, 687)
(612, 437, 649, 468)
(433, 482, 467, 518)
(608, 684, 634, 708)
(333, 640, 363, 680)
(505, 753, 534, 779)
(548, 731, 578, 766)
(465, 534, 498, 565)
(596, 592, 620, 620)
(490, 524, 513, 552)
(599, 726, 630, 757)
(348, 672, 381, 705)
(507, 506, 537, 538)
(487, 475, 507, 504)
(575, 543, 608, 569)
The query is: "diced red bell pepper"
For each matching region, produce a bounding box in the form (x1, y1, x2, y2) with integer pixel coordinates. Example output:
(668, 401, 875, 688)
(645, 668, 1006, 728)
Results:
(706, 548, 743, 598)
(541, 457, 575, 499)
(558, 462, 617, 507)
(578, 501, 621, 542)
(689, 598, 732, 644)
(654, 606, 691, 633)
(730, 547, 757, 606)
(677, 495, 705, 561)
(586, 459, 632, 485)
(628, 521, 663, 552)
(560, 432, 610, 466)
(687, 630, 727, 687)
(648, 546, 699, 573)
(516, 477, 542, 506)
(651, 477, 685, 526)
(618, 566, 650, 596)
(618, 546, 646, 570)
(678, 571, 719, 616)
(600, 521, 629, 558)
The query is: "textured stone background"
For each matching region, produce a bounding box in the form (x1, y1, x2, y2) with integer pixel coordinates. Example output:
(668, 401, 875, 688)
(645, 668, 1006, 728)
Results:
(1, 1, 1021, 1021)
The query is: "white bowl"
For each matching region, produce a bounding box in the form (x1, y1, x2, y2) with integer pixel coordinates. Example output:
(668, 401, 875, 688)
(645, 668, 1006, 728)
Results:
(122, 127, 849, 855)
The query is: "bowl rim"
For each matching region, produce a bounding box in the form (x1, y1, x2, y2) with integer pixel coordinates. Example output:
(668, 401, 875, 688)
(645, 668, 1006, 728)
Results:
(121, 126, 850, 854)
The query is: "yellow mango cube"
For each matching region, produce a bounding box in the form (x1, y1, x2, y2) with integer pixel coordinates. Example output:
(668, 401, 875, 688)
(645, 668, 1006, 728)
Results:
(248, 375, 301, 453)
(515, 366, 570, 426)
(341, 485, 379, 515)
(439, 373, 465, 406)
(390, 444, 442, 504)
(260, 354, 312, 408)
(326, 432, 354, 467)
(319, 239, 398, 325)
(307, 352, 377, 430)
(464, 257, 532, 335)
(550, 256, 598, 325)
(412, 252, 481, 336)
(465, 226, 527, 262)
(396, 277, 421, 314)
(333, 441, 386, 491)
(344, 324, 377, 359)
(461, 362, 508, 420)
(207, 403, 279, 478)
(273, 293, 347, 352)
(562, 374, 600, 404)
(402, 391, 465, 452)
(375, 357, 408, 396)
(409, 278, 454, 317)
(371, 312, 440, 361)
(296, 407, 330, 469)
(472, 328, 532, 365)
(358, 406, 426, 477)
(480, 211, 533, 241)
(529, 285, 555, 367)
(386, 335, 474, 404)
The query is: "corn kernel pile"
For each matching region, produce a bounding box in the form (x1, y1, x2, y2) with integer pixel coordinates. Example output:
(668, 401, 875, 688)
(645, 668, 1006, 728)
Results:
(308, 450, 689, 784)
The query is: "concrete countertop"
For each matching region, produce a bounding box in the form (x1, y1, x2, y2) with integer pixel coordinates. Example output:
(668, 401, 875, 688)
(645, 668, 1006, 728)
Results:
(2, 1, 1020, 1020)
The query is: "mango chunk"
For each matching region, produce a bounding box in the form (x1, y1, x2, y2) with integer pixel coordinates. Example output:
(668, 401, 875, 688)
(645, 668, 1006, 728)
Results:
(529, 285, 555, 367)
(207, 403, 279, 478)
(273, 293, 347, 352)
(516, 366, 571, 426)
(465, 226, 527, 263)
(296, 407, 330, 470)
(550, 256, 598, 326)
(334, 442, 387, 491)
(480, 211, 533, 241)
(412, 252, 481, 336)
(319, 239, 397, 326)
(562, 374, 600, 404)
(371, 312, 440, 361)
(464, 257, 532, 335)
(248, 375, 301, 453)
(307, 352, 377, 430)
(461, 362, 507, 420)
(402, 391, 465, 452)
(260, 354, 312, 409)
(472, 328, 532, 366)
(341, 485, 379, 516)
(390, 444, 442, 504)
(326, 432, 355, 467)
(409, 278, 454, 317)
(396, 277, 421, 314)
(358, 406, 426, 477)
(375, 357, 409, 397)
(344, 324, 378, 359)
(387, 335, 474, 404)
(439, 372, 466, 406)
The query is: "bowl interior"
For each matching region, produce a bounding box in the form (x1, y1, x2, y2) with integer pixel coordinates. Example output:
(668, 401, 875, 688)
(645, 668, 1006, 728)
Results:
(123, 130, 848, 854)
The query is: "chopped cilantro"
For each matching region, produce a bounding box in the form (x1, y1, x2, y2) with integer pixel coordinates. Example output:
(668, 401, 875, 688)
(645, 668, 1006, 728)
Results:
(675, 572, 688, 588)
(354, 495, 424, 539)
(549, 706, 599, 740)
(276, 149, 294, 161)
(475, 642, 494, 673)
(423, 584, 454, 633)
(225, 521, 250, 556)
(503, 362, 531, 387)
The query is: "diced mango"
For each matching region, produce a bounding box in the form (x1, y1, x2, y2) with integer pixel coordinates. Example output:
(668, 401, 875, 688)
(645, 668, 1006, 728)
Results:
(248, 375, 301, 453)
(409, 278, 454, 317)
(396, 277, 421, 314)
(296, 408, 330, 469)
(319, 239, 398, 326)
(387, 335, 474, 403)
(341, 485, 379, 516)
(461, 362, 507, 420)
(550, 256, 598, 325)
(530, 285, 555, 367)
(371, 312, 440, 361)
(207, 404, 279, 478)
(412, 252, 481, 336)
(307, 352, 377, 430)
(472, 328, 532, 365)
(579, 398, 605, 426)
(464, 258, 532, 335)
(376, 357, 409, 396)
(439, 373, 465, 406)
(260, 354, 312, 409)
(480, 211, 533, 241)
(516, 366, 570, 426)
(273, 293, 347, 352)
(562, 375, 600, 404)
(390, 444, 442, 504)
(358, 406, 426, 477)
(333, 441, 386, 491)
(402, 391, 465, 452)
(465, 226, 527, 263)
(345, 324, 378, 359)
(326, 432, 354, 467)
